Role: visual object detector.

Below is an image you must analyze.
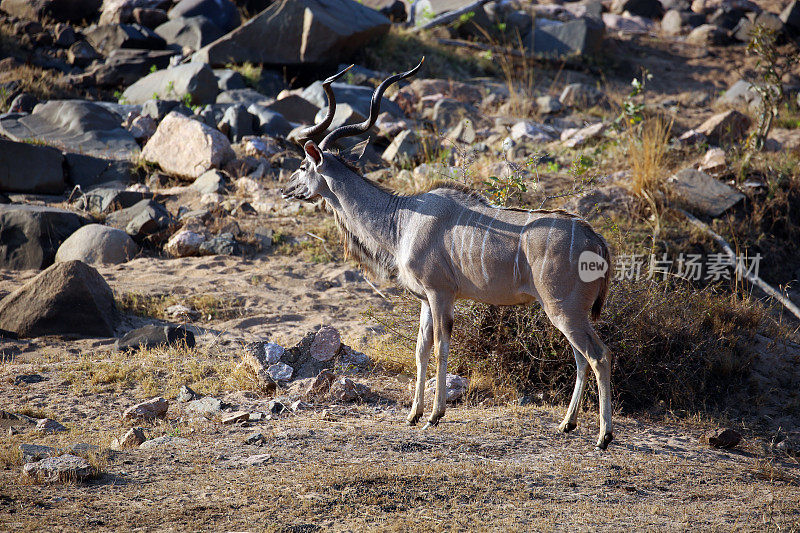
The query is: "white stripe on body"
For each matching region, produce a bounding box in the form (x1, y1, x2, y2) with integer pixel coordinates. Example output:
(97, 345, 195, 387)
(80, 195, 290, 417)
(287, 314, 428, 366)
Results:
(480, 207, 502, 284)
(513, 211, 534, 284)
(539, 218, 558, 282)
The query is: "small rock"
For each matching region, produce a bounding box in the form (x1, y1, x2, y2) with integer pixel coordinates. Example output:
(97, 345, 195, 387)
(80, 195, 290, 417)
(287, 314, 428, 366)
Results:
(561, 122, 606, 148)
(510, 121, 557, 143)
(13, 374, 44, 385)
(184, 396, 223, 418)
(536, 95, 562, 114)
(114, 427, 146, 448)
(198, 233, 239, 256)
(668, 168, 745, 217)
(227, 453, 272, 467)
(139, 436, 191, 449)
(115, 324, 196, 352)
(695, 110, 751, 145)
(267, 362, 293, 382)
(191, 169, 226, 194)
(176, 384, 198, 402)
(36, 418, 67, 433)
(424, 373, 469, 403)
(122, 397, 169, 422)
(702, 427, 742, 449)
(165, 230, 206, 257)
(221, 411, 249, 424)
(559, 83, 604, 108)
(382, 130, 421, 166)
(268, 400, 285, 414)
(23, 454, 93, 483)
(698, 147, 727, 174)
(244, 432, 266, 445)
(329, 377, 371, 402)
(290, 400, 309, 411)
(309, 326, 342, 362)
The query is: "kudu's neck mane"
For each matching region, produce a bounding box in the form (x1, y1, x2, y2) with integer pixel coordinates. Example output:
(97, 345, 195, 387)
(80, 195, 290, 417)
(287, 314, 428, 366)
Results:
(324, 156, 402, 280)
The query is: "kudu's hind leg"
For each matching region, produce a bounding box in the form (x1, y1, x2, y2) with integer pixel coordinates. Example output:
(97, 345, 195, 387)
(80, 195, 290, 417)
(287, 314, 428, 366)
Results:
(559, 346, 589, 434)
(551, 316, 614, 450)
(407, 301, 433, 426)
(422, 293, 454, 430)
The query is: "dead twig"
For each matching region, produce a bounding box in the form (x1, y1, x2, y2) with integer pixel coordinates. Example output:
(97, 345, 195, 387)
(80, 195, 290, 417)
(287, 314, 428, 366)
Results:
(675, 207, 800, 320)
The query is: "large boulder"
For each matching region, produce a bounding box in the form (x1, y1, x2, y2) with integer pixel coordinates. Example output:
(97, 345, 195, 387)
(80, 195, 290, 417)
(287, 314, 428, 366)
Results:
(0, 101, 139, 160)
(0, 205, 87, 270)
(610, 0, 664, 18)
(142, 111, 235, 178)
(121, 62, 219, 105)
(86, 49, 177, 87)
(532, 18, 605, 57)
(84, 23, 166, 54)
(155, 15, 224, 51)
(0, 139, 65, 194)
(55, 224, 139, 265)
(668, 168, 745, 217)
(193, 0, 391, 66)
(0, 0, 101, 23)
(64, 153, 135, 190)
(300, 82, 404, 120)
(0, 260, 119, 338)
(104, 199, 173, 239)
(168, 0, 240, 33)
(696, 109, 751, 145)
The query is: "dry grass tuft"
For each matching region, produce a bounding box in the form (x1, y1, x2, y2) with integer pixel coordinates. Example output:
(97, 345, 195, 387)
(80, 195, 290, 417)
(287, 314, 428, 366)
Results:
(628, 118, 672, 199)
(117, 292, 245, 321)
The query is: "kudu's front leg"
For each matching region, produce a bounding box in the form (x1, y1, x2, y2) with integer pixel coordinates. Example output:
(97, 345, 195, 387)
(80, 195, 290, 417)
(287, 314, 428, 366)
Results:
(422, 293, 454, 430)
(407, 301, 433, 426)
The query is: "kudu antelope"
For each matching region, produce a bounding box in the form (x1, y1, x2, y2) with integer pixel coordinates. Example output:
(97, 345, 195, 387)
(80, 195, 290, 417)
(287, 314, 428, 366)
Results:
(283, 60, 615, 449)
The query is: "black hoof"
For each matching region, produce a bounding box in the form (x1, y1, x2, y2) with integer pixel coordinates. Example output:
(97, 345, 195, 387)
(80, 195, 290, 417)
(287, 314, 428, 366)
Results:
(406, 415, 421, 426)
(561, 422, 577, 434)
(596, 432, 614, 450)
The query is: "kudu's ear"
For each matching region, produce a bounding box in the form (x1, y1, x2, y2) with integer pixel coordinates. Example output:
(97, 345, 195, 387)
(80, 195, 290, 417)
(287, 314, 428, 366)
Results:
(304, 140, 323, 167)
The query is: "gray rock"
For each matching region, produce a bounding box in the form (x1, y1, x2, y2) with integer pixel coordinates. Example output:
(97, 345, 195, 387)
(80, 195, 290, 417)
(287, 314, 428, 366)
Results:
(65, 154, 136, 190)
(0, 205, 87, 270)
(244, 431, 266, 445)
(668, 168, 745, 216)
(660, 9, 686, 35)
(36, 418, 67, 433)
(716, 79, 760, 109)
(781, 1, 800, 34)
(139, 435, 191, 448)
(116, 324, 196, 352)
(0, 139, 65, 194)
(99, 0, 166, 24)
(155, 15, 224, 51)
(141, 98, 180, 121)
(217, 88, 271, 107)
(105, 199, 173, 239)
(84, 23, 166, 54)
(695, 109, 751, 145)
(9, 93, 37, 113)
(702, 427, 742, 449)
(142, 111, 235, 178)
(0, 260, 119, 338)
(55, 224, 139, 265)
(214, 69, 247, 91)
(611, 0, 664, 18)
(185, 396, 223, 417)
(382, 130, 421, 166)
(301, 82, 403, 120)
(168, 0, 240, 33)
(446, 118, 476, 144)
(559, 83, 604, 108)
(686, 24, 730, 45)
(536, 95, 562, 114)
(133, 7, 169, 28)
(314, 103, 367, 133)
(425, 373, 468, 402)
(23, 454, 93, 483)
(114, 427, 146, 448)
(74, 188, 153, 213)
(191, 170, 226, 194)
(198, 232, 239, 255)
(432, 98, 478, 131)
(122, 397, 169, 421)
(176, 384, 198, 402)
(193, 0, 390, 66)
(532, 18, 605, 57)
(510, 121, 557, 143)
(122, 62, 219, 106)
(217, 104, 255, 142)
(19, 443, 56, 462)
(0, 0, 101, 23)
(67, 40, 102, 66)
(329, 377, 371, 402)
(87, 48, 177, 87)
(0, 100, 140, 160)
(309, 326, 341, 362)
(267, 362, 293, 382)
(265, 94, 320, 124)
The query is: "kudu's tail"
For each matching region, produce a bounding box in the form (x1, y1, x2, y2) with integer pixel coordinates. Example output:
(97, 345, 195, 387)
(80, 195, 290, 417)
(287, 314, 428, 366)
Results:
(591, 236, 611, 321)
